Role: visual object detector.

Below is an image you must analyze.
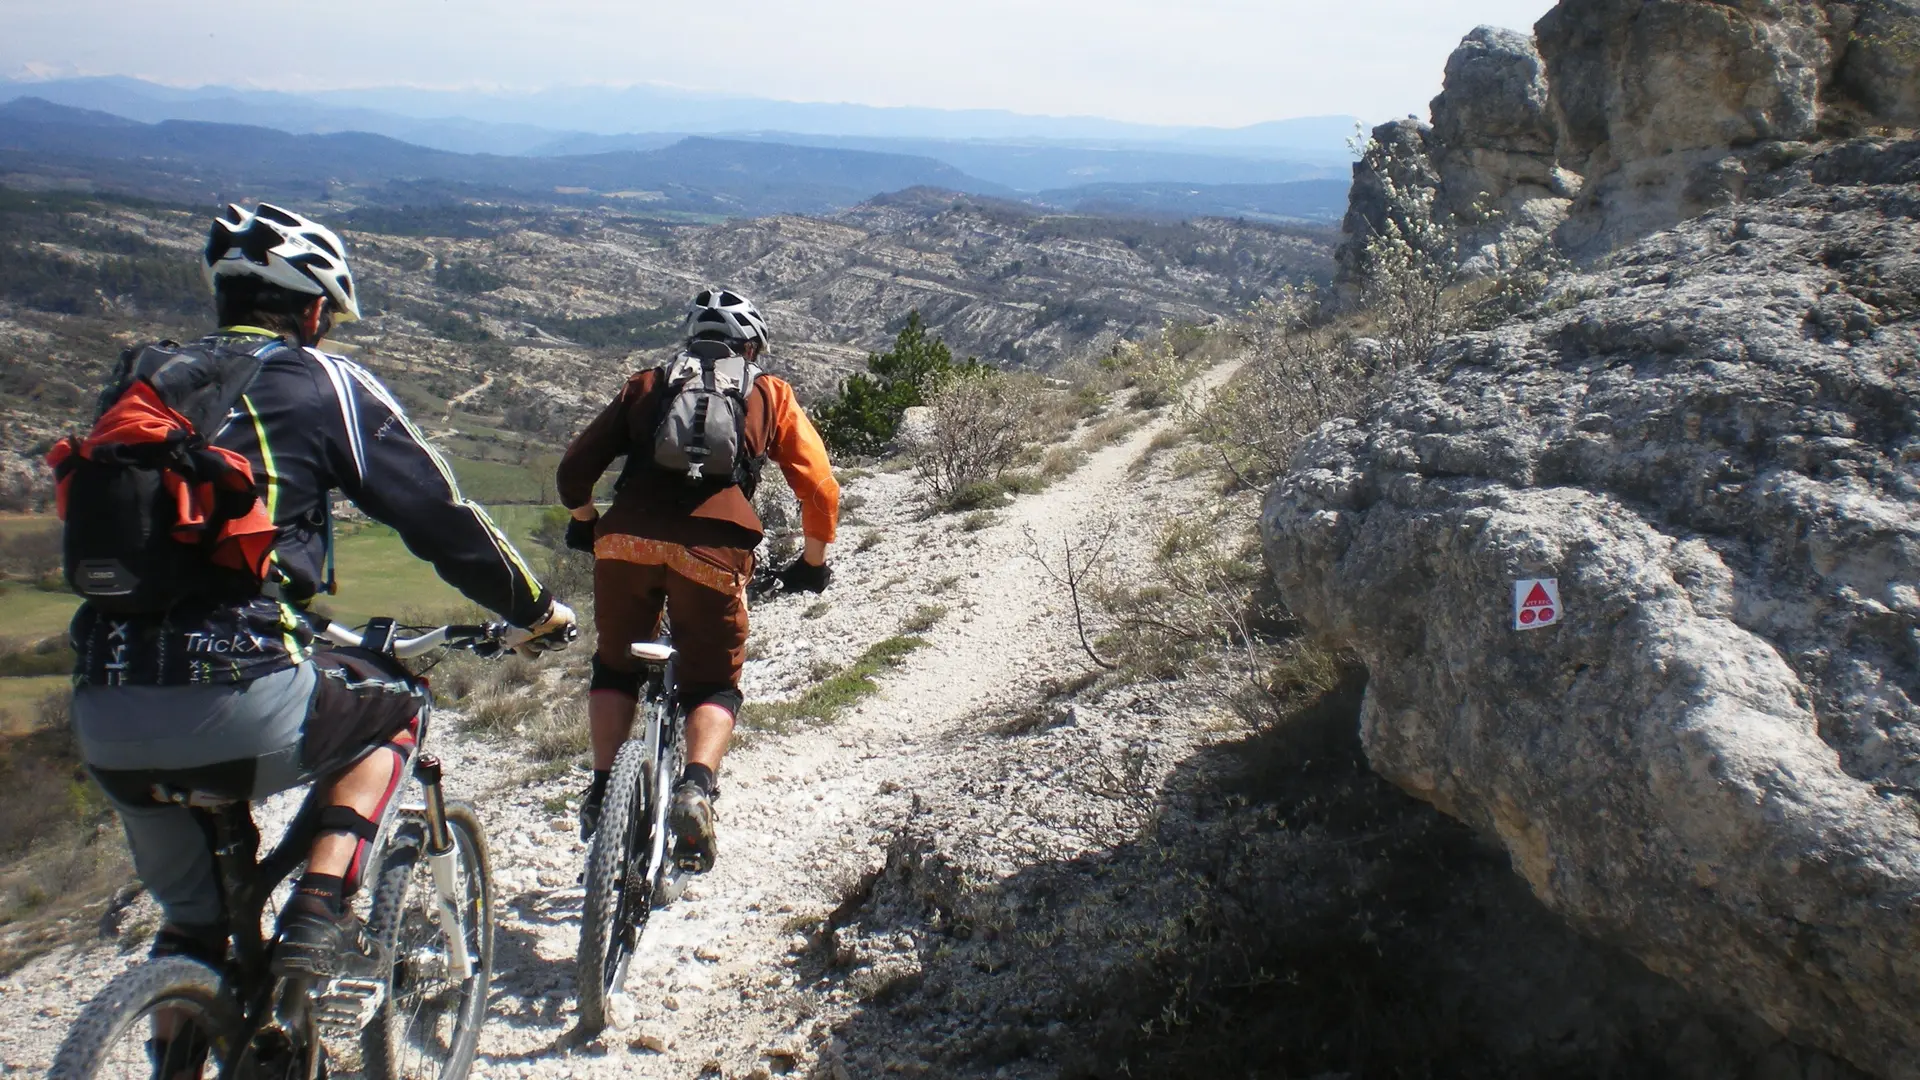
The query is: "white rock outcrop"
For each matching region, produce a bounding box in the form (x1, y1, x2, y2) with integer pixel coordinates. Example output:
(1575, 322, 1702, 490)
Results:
(1268, 138, 1920, 1076)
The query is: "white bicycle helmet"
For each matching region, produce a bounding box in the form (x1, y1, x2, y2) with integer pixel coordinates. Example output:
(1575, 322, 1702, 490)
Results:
(682, 287, 769, 349)
(203, 203, 362, 323)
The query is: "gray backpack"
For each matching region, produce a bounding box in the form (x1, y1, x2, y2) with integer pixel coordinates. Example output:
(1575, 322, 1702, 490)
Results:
(630, 348, 766, 493)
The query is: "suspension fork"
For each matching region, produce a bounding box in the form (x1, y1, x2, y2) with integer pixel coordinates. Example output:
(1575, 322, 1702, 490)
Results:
(414, 754, 474, 980)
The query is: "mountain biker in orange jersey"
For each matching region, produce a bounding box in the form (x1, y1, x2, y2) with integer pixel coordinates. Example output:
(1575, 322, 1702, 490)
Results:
(557, 287, 839, 870)
(63, 204, 575, 982)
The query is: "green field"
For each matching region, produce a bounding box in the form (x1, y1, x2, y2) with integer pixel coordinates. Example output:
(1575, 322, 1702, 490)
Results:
(311, 503, 561, 626)
(0, 582, 80, 642)
(444, 455, 560, 505)
(0, 513, 57, 542)
(0, 501, 562, 696)
(0, 674, 66, 734)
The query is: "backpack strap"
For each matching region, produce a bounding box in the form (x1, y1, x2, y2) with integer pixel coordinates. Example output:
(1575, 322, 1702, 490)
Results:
(132, 335, 287, 440)
(682, 356, 716, 483)
(733, 362, 767, 496)
(612, 357, 683, 494)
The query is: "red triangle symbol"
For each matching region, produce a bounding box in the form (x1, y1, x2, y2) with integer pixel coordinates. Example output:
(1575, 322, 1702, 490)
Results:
(1523, 583, 1552, 608)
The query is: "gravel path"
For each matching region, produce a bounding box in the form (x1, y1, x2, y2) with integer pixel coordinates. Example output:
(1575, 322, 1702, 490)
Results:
(0, 372, 1231, 1079)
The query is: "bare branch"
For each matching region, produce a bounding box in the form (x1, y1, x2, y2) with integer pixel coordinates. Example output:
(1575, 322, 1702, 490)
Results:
(1023, 521, 1120, 671)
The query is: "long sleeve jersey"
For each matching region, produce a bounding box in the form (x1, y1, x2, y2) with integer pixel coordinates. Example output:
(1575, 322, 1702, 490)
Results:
(556, 347, 840, 550)
(71, 329, 552, 686)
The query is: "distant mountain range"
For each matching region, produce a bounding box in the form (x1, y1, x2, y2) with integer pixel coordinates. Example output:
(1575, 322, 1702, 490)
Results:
(0, 98, 1354, 224)
(540, 132, 1333, 191)
(0, 76, 1356, 186)
(0, 98, 1005, 216)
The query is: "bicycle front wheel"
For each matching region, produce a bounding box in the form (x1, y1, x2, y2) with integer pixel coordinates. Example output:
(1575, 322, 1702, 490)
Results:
(362, 803, 494, 1080)
(48, 956, 237, 1080)
(576, 733, 655, 1033)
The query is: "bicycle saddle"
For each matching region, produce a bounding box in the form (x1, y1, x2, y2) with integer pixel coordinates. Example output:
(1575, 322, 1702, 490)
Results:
(630, 642, 677, 664)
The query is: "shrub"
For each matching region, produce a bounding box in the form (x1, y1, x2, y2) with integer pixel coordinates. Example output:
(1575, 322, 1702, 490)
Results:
(816, 312, 984, 454)
(0, 525, 59, 581)
(1101, 328, 1206, 411)
(1186, 287, 1375, 487)
(912, 370, 1036, 507)
(433, 258, 508, 295)
(1092, 513, 1276, 683)
(0, 635, 74, 678)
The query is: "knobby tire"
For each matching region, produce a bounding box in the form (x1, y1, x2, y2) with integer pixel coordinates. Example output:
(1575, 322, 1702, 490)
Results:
(48, 956, 237, 1080)
(575, 735, 654, 1033)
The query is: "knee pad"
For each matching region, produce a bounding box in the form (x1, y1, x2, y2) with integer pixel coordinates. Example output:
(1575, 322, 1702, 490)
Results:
(324, 739, 410, 895)
(590, 656, 642, 698)
(682, 683, 743, 718)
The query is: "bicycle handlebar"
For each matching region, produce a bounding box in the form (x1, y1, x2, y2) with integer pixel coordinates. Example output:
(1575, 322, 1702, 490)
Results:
(305, 614, 514, 659)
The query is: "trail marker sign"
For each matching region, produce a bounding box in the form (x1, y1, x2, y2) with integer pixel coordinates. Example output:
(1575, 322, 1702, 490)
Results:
(1514, 578, 1561, 630)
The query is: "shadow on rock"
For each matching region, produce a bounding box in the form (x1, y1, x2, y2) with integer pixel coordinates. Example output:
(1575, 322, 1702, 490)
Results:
(808, 668, 1867, 1079)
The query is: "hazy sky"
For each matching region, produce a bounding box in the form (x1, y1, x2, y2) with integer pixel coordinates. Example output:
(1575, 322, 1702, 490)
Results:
(2, 0, 1558, 128)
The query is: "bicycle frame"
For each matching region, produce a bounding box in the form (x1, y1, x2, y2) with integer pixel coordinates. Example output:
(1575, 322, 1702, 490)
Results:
(199, 689, 475, 1073)
(595, 635, 685, 1001)
(636, 657, 681, 903)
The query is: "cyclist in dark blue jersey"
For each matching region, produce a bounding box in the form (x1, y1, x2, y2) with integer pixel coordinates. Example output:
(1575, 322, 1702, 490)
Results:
(67, 204, 576, 980)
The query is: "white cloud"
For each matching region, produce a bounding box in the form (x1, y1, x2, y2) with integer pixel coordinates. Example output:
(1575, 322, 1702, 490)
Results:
(0, 0, 1558, 127)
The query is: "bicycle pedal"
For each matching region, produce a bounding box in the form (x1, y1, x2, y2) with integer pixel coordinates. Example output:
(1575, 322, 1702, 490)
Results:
(314, 976, 386, 1034)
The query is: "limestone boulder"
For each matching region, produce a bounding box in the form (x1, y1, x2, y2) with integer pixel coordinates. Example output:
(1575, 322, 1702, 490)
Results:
(1836, 0, 1920, 126)
(1335, 118, 1442, 286)
(1263, 139, 1920, 1077)
(1428, 26, 1576, 272)
(1336, 0, 1920, 274)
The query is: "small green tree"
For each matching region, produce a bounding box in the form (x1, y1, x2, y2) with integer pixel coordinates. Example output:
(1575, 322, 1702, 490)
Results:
(817, 311, 980, 454)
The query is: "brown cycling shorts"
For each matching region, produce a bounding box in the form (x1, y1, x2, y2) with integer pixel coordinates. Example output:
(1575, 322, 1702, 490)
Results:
(593, 537, 752, 693)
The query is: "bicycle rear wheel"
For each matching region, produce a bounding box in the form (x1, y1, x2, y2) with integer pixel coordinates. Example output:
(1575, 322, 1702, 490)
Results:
(48, 956, 236, 1080)
(575, 731, 657, 1033)
(362, 803, 494, 1080)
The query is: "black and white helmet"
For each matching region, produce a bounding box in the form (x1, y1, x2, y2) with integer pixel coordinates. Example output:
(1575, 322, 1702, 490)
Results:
(682, 287, 769, 349)
(203, 203, 362, 323)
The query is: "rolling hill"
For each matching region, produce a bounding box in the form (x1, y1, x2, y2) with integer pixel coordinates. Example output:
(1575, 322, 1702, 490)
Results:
(0, 99, 1011, 216)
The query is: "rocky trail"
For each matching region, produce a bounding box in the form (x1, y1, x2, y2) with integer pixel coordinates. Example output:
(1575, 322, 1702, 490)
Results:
(0, 375, 1229, 1079)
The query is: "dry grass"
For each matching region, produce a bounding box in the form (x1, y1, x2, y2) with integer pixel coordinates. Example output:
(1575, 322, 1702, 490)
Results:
(450, 651, 588, 763)
(739, 634, 930, 734)
(0, 690, 133, 973)
(1087, 413, 1148, 448)
(1129, 427, 1189, 475)
(1039, 445, 1089, 481)
(900, 604, 948, 634)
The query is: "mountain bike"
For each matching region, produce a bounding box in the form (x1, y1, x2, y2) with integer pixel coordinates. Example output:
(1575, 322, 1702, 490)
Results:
(574, 633, 691, 1033)
(49, 615, 545, 1080)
